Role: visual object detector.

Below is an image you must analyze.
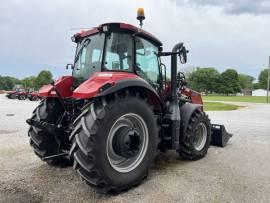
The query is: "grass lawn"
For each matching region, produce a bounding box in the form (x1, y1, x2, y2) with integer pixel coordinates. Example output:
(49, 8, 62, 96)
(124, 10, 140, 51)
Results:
(204, 102, 240, 111)
(203, 95, 268, 103)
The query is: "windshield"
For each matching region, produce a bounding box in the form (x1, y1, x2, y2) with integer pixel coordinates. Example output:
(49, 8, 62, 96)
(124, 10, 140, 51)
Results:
(73, 33, 105, 81)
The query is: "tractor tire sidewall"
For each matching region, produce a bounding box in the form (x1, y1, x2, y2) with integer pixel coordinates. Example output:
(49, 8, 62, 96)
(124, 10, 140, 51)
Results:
(188, 113, 211, 157)
(71, 93, 159, 192)
(32, 96, 38, 101)
(95, 97, 157, 187)
(179, 111, 211, 160)
(19, 95, 26, 100)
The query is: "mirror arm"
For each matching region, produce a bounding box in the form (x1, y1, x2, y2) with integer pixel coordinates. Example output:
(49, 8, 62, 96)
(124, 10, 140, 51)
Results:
(66, 64, 74, 70)
(158, 51, 178, 56)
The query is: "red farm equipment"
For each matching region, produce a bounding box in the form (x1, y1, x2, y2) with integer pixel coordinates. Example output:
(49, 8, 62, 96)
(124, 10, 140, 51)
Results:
(26, 9, 232, 194)
(6, 88, 26, 99)
(27, 91, 41, 101)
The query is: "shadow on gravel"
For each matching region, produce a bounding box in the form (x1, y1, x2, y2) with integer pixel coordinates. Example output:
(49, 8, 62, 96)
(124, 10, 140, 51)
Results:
(0, 184, 43, 203)
(152, 151, 190, 171)
(0, 130, 18, 134)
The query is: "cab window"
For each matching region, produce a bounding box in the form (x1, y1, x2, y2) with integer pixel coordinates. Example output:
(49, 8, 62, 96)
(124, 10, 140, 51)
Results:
(135, 37, 160, 85)
(73, 34, 105, 81)
(104, 33, 133, 71)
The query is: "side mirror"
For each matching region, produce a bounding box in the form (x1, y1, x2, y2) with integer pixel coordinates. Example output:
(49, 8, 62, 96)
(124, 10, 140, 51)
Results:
(66, 64, 74, 70)
(178, 46, 189, 64)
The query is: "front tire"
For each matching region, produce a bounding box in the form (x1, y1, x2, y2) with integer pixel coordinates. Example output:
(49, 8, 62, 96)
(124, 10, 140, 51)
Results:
(10, 94, 16, 99)
(70, 91, 158, 194)
(178, 110, 211, 160)
(32, 96, 40, 101)
(18, 95, 26, 100)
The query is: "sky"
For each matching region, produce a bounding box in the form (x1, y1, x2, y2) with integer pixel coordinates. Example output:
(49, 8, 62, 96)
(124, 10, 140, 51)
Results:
(0, 0, 270, 79)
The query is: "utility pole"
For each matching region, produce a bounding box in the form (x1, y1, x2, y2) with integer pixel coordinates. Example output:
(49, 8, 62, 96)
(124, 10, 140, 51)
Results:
(267, 56, 270, 103)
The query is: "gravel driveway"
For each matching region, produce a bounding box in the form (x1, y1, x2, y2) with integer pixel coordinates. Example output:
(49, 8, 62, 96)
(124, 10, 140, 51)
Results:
(0, 95, 270, 203)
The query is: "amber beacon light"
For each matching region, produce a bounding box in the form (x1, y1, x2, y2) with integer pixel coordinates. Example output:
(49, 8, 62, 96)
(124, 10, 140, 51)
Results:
(137, 8, 145, 28)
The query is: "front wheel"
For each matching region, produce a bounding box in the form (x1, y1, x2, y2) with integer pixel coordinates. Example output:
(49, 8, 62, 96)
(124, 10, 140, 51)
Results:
(70, 91, 159, 194)
(10, 94, 16, 99)
(18, 95, 26, 100)
(178, 110, 211, 160)
(32, 96, 40, 101)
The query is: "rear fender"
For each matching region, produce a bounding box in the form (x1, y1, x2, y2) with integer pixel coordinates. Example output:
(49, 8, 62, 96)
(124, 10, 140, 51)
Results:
(181, 88, 203, 105)
(72, 72, 163, 112)
(99, 79, 163, 112)
(39, 76, 73, 98)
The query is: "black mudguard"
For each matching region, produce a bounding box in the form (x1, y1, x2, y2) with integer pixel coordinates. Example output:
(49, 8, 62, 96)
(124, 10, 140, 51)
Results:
(180, 102, 202, 133)
(98, 78, 163, 111)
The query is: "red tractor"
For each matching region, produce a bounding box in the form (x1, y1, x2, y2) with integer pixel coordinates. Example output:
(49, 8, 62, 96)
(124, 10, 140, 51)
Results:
(17, 90, 30, 100)
(27, 91, 41, 101)
(6, 88, 25, 99)
(27, 9, 231, 194)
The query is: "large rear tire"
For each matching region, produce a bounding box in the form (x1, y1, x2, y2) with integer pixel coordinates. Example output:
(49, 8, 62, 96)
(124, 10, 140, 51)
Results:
(70, 91, 159, 194)
(28, 98, 72, 167)
(178, 110, 211, 160)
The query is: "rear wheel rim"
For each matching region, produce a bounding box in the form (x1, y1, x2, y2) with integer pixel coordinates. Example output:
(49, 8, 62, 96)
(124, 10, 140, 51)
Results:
(193, 122, 207, 151)
(106, 113, 149, 173)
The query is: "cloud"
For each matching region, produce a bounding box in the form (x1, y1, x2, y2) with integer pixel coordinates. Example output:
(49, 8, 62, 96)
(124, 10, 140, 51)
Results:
(0, 0, 269, 79)
(172, 0, 270, 15)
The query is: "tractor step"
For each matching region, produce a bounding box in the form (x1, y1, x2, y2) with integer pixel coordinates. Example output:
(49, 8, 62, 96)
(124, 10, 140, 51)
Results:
(211, 124, 232, 147)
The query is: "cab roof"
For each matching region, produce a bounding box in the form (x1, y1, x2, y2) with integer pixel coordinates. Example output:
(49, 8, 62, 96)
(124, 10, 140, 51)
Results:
(74, 22, 163, 47)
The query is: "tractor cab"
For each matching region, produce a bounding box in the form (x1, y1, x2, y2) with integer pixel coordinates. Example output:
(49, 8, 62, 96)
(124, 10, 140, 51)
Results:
(70, 23, 163, 91)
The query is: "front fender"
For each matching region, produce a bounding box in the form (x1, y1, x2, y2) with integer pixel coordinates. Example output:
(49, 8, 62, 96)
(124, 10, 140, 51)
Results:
(180, 102, 202, 132)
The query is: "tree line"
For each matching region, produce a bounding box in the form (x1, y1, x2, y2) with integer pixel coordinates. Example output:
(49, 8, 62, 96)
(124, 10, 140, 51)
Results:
(0, 67, 268, 94)
(187, 67, 268, 95)
(0, 70, 53, 91)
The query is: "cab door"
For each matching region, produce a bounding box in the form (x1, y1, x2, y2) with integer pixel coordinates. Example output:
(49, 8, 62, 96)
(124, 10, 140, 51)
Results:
(135, 37, 162, 92)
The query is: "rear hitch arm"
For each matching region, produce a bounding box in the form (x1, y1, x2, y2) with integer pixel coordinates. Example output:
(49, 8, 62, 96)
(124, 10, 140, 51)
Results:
(41, 152, 69, 161)
(26, 118, 68, 137)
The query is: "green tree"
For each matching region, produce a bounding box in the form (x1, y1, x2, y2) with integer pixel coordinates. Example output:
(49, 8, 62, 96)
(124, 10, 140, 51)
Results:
(187, 67, 220, 94)
(258, 69, 269, 89)
(21, 76, 37, 89)
(34, 70, 53, 89)
(219, 69, 241, 95)
(0, 75, 20, 90)
(253, 82, 261, 90)
(238, 74, 255, 91)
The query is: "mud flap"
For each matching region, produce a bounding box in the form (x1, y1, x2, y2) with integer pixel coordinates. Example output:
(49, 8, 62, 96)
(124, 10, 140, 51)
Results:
(211, 124, 232, 147)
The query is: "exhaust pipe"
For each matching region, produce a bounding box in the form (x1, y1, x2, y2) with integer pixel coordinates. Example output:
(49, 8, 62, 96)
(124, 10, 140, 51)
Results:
(170, 43, 184, 149)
